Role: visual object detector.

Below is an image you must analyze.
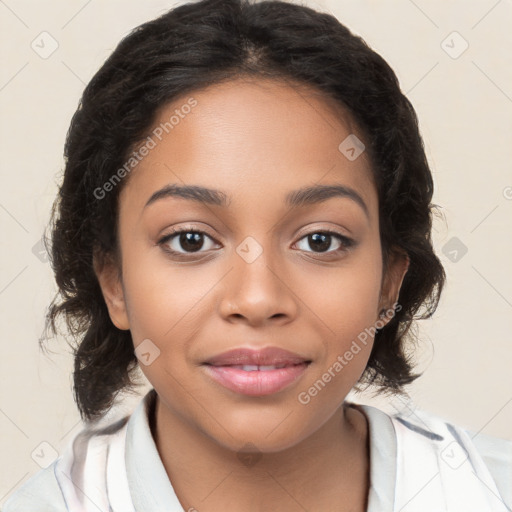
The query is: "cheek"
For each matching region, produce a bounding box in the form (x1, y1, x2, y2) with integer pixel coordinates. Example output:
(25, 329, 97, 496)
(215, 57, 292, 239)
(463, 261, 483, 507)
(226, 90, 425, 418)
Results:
(294, 251, 382, 411)
(120, 241, 220, 347)
(121, 248, 221, 395)
(301, 246, 383, 341)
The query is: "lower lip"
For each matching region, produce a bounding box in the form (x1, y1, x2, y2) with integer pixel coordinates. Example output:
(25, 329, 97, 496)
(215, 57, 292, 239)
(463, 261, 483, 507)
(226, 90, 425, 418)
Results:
(202, 363, 309, 396)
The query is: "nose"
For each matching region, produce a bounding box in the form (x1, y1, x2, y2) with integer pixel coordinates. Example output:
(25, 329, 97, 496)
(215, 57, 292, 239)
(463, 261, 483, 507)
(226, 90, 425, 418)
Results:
(217, 246, 298, 327)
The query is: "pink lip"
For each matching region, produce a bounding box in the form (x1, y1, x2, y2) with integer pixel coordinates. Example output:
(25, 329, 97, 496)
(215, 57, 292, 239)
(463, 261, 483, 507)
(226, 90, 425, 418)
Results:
(202, 363, 310, 396)
(202, 347, 311, 396)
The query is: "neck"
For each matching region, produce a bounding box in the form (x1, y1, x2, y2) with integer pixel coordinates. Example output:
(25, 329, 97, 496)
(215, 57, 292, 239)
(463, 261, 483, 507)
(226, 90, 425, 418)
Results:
(150, 394, 370, 512)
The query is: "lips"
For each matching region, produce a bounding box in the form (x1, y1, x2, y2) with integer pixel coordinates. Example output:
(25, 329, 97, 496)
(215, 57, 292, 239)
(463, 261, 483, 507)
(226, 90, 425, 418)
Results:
(202, 347, 311, 396)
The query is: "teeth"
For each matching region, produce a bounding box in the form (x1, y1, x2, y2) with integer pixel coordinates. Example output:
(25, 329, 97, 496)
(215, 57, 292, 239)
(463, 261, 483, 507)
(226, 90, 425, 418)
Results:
(229, 365, 287, 371)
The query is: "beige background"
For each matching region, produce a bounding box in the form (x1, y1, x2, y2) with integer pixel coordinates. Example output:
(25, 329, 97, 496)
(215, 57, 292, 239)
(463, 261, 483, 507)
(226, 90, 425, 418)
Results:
(1, 0, 511, 503)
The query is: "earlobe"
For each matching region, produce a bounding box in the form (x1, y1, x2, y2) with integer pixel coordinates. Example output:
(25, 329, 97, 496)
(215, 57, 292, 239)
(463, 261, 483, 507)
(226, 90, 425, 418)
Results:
(377, 249, 410, 325)
(93, 251, 130, 331)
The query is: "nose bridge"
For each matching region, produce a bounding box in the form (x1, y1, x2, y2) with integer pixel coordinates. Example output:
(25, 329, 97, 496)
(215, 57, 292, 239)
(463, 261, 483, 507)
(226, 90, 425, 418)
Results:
(219, 234, 297, 324)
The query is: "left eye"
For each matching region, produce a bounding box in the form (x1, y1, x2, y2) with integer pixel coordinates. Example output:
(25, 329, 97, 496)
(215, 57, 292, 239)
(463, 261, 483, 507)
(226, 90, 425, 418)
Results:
(295, 231, 353, 254)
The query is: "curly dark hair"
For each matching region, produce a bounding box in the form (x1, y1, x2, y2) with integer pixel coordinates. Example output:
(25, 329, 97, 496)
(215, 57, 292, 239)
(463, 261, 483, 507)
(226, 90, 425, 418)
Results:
(42, 0, 445, 422)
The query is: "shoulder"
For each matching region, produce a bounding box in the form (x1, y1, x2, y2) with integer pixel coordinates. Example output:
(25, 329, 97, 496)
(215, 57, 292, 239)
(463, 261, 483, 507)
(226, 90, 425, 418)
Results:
(466, 427, 512, 505)
(2, 462, 66, 512)
(2, 414, 132, 512)
(393, 406, 512, 509)
(352, 400, 511, 510)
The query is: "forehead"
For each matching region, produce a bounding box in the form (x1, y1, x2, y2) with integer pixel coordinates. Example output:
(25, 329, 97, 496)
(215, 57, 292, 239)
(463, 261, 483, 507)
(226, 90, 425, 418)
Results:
(120, 77, 377, 221)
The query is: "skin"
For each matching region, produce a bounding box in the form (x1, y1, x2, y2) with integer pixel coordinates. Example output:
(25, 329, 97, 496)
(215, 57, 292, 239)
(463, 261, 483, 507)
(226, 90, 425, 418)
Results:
(95, 77, 409, 512)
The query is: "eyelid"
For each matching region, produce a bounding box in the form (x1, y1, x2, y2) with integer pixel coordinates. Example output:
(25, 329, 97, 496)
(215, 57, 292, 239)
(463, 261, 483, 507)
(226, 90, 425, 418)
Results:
(157, 224, 220, 246)
(294, 224, 352, 241)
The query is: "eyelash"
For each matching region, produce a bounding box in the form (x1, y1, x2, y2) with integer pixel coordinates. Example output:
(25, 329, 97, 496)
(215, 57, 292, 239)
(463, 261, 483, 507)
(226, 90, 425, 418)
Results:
(157, 226, 355, 259)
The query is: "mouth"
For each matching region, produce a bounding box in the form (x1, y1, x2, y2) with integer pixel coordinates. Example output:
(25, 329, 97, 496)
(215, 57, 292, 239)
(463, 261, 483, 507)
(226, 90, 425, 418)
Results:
(218, 364, 303, 371)
(201, 347, 312, 396)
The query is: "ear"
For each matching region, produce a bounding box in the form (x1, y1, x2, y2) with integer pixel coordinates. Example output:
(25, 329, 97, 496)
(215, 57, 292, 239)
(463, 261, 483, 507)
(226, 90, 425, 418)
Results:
(93, 250, 130, 331)
(377, 247, 410, 326)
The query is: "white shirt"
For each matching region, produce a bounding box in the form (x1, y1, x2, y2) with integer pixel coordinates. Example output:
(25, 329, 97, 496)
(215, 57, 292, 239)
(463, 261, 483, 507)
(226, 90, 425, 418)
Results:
(3, 388, 511, 511)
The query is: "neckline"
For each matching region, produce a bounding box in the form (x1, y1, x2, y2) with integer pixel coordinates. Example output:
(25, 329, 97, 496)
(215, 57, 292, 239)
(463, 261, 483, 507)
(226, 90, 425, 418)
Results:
(129, 389, 397, 511)
(350, 401, 397, 509)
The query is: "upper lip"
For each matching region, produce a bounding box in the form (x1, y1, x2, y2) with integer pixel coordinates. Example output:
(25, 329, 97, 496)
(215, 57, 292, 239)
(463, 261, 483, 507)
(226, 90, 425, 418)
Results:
(203, 347, 310, 366)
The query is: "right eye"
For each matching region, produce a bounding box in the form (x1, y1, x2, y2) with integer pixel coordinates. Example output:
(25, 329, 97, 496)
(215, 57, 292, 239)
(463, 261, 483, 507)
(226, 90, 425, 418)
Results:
(158, 228, 221, 256)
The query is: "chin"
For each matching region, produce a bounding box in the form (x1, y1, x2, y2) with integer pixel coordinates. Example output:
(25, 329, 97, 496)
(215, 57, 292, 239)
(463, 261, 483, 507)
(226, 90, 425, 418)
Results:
(200, 405, 318, 454)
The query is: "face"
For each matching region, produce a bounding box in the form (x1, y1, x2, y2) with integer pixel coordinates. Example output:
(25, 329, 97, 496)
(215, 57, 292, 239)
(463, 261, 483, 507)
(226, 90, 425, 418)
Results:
(96, 77, 408, 453)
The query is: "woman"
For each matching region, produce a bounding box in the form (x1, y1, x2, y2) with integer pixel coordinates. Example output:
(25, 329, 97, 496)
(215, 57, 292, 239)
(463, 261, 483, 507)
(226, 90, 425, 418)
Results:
(4, 0, 510, 510)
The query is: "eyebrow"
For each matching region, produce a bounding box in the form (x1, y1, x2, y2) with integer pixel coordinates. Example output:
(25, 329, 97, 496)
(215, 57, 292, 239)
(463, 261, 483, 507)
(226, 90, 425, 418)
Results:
(144, 183, 369, 218)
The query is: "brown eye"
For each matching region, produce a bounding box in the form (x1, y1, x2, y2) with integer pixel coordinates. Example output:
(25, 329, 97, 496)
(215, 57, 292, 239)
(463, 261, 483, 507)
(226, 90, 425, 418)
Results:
(159, 229, 219, 254)
(177, 232, 204, 252)
(295, 231, 354, 254)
